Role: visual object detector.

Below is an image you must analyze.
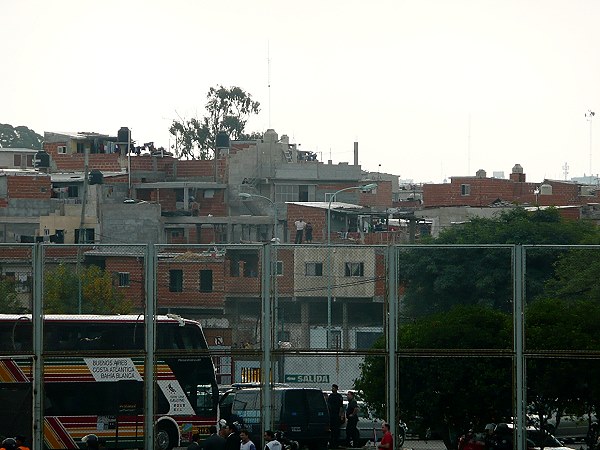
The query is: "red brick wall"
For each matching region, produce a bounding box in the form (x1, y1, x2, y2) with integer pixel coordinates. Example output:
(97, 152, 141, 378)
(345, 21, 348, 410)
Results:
(51, 153, 122, 172)
(359, 180, 391, 208)
(424, 177, 600, 208)
(275, 247, 294, 295)
(157, 260, 225, 309)
(150, 189, 177, 211)
(7, 174, 51, 199)
(286, 204, 327, 243)
(104, 257, 145, 309)
(198, 190, 227, 216)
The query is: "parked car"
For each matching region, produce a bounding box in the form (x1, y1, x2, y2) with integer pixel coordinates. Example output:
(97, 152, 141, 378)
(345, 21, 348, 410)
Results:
(494, 423, 576, 450)
(528, 412, 597, 442)
(219, 386, 330, 450)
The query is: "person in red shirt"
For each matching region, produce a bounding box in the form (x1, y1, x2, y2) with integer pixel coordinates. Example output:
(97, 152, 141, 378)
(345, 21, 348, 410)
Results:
(378, 422, 394, 450)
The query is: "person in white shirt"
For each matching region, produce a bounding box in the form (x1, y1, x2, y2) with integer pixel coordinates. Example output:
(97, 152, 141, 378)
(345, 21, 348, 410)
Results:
(263, 430, 281, 450)
(294, 218, 306, 244)
(239, 429, 256, 450)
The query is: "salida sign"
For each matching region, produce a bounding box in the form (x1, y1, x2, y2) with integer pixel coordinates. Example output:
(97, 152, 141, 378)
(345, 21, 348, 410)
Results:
(285, 374, 330, 383)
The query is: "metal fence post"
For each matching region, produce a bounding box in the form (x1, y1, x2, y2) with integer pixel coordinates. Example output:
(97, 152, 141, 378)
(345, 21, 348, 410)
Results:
(514, 245, 526, 450)
(262, 243, 273, 430)
(32, 244, 43, 450)
(144, 244, 157, 450)
(387, 245, 398, 448)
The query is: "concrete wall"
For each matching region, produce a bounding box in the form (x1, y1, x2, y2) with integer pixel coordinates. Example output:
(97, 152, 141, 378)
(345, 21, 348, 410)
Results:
(100, 202, 162, 244)
(293, 246, 376, 298)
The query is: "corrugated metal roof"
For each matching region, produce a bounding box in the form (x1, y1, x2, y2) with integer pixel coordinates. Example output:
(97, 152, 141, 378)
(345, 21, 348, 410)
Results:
(285, 201, 363, 210)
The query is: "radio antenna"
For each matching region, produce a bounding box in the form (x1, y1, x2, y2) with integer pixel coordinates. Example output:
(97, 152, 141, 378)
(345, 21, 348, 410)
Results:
(268, 41, 271, 128)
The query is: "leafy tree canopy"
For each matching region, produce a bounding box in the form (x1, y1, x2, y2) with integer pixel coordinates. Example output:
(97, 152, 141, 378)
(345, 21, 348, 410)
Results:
(169, 85, 261, 160)
(0, 277, 26, 313)
(0, 123, 43, 149)
(356, 300, 600, 449)
(401, 207, 600, 317)
(44, 264, 132, 314)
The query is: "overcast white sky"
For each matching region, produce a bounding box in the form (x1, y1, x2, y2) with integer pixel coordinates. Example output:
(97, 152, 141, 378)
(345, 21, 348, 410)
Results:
(4, 0, 600, 183)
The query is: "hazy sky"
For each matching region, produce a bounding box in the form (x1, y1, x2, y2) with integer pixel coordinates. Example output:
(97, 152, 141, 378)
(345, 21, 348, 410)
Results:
(4, 0, 600, 183)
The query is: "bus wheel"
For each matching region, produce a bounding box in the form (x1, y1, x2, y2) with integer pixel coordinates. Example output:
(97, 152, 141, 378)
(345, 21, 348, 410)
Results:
(156, 423, 177, 450)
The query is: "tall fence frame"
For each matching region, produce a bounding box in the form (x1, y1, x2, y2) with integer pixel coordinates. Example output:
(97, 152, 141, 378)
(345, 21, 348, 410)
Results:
(6, 242, 592, 450)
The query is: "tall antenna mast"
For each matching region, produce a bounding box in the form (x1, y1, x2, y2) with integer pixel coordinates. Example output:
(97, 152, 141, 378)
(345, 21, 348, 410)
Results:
(267, 41, 271, 128)
(586, 109, 595, 176)
(562, 162, 569, 181)
(467, 113, 471, 175)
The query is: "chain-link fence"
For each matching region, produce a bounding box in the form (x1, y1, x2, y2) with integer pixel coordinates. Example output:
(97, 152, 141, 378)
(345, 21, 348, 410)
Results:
(0, 244, 598, 450)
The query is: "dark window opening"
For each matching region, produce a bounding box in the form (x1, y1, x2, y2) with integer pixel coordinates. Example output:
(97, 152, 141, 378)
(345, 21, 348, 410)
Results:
(199, 270, 213, 292)
(169, 269, 183, 292)
(345, 262, 364, 277)
(305, 262, 323, 276)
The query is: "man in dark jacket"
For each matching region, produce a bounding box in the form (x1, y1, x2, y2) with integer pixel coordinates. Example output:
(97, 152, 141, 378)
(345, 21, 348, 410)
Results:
(328, 384, 344, 448)
(224, 422, 240, 450)
(202, 425, 226, 450)
(345, 391, 360, 448)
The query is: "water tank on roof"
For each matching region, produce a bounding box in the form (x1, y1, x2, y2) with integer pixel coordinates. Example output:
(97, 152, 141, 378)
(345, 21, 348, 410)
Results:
(512, 164, 523, 174)
(216, 131, 230, 148)
(117, 127, 130, 143)
(34, 150, 50, 169)
(540, 183, 552, 195)
(264, 129, 278, 143)
(89, 169, 104, 185)
(476, 169, 486, 178)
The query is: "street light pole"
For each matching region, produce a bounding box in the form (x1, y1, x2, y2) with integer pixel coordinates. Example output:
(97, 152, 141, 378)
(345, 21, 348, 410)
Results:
(326, 183, 377, 348)
(586, 110, 595, 178)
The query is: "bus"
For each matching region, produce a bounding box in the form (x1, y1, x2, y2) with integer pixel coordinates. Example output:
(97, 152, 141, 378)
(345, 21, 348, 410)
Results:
(0, 314, 219, 450)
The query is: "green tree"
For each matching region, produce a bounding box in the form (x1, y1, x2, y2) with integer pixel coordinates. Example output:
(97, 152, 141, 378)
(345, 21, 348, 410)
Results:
(0, 123, 43, 149)
(169, 85, 261, 160)
(44, 264, 132, 314)
(0, 277, 25, 312)
(526, 297, 600, 434)
(355, 306, 512, 450)
(400, 208, 600, 317)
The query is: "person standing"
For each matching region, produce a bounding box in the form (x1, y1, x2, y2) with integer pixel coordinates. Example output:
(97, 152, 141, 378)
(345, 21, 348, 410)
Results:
(305, 222, 313, 243)
(294, 218, 306, 244)
(203, 425, 226, 450)
(263, 430, 281, 450)
(345, 391, 360, 448)
(327, 384, 344, 448)
(239, 429, 256, 450)
(225, 423, 241, 450)
(378, 423, 393, 450)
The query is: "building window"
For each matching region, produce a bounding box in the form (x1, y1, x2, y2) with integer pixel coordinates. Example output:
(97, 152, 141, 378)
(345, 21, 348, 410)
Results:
(74, 228, 94, 244)
(275, 185, 299, 203)
(345, 262, 364, 277)
(169, 270, 183, 292)
(13, 155, 21, 167)
(57, 145, 67, 154)
(461, 184, 471, 196)
(199, 269, 213, 292)
(329, 330, 342, 349)
(118, 272, 130, 287)
(305, 262, 323, 276)
(67, 186, 79, 198)
(356, 331, 383, 349)
(26, 155, 33, 167)
(273, 261, 283, 276)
